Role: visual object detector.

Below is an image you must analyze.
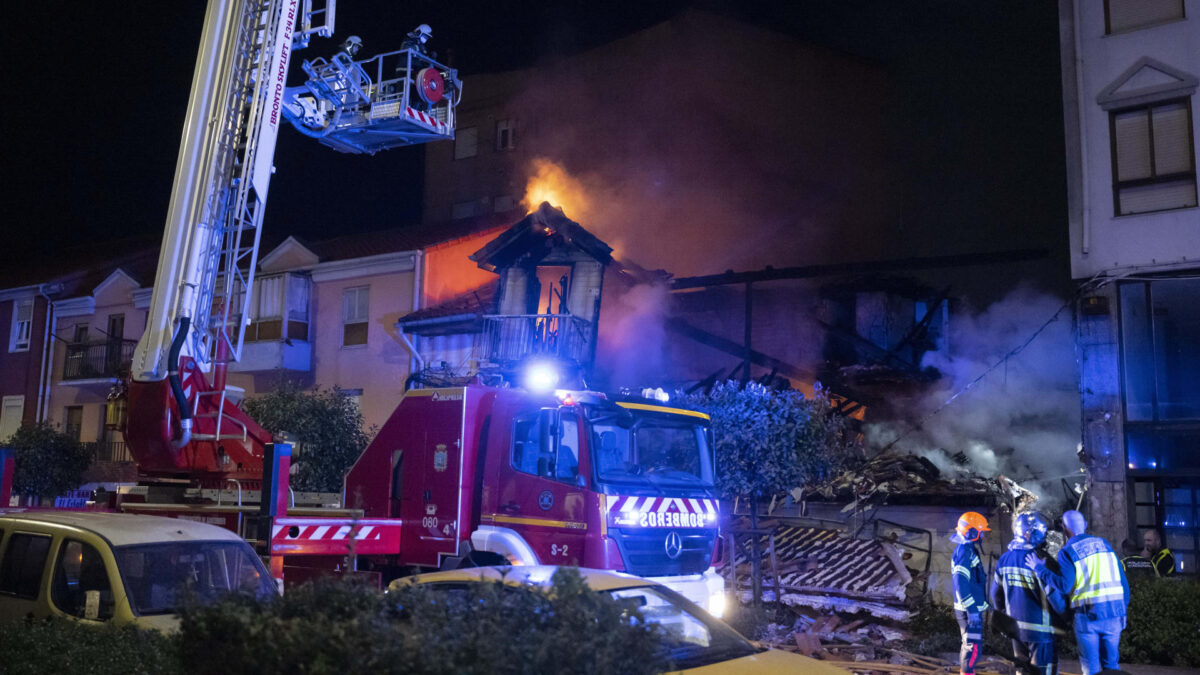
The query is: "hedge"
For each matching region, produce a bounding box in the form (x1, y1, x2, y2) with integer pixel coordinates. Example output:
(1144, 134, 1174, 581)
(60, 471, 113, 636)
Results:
(1, 569, 668, 675)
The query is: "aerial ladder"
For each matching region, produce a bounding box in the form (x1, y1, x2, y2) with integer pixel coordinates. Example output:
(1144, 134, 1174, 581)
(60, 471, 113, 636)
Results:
(125, 0, 459, 490)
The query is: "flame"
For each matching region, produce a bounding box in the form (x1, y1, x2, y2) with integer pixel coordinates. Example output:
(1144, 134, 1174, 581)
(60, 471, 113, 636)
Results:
(522, 158, 591, 218)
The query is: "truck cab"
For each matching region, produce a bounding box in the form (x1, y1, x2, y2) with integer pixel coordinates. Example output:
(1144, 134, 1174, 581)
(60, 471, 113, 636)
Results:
(343, 385, 725, 615)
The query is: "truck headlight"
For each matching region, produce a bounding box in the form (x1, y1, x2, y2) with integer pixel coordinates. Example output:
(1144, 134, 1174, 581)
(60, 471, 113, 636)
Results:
(707, 592, 726, 619)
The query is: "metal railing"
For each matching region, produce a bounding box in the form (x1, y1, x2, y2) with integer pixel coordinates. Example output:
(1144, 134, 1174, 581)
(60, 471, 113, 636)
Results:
(479, 314, 592, 364)
(83, 440, 132, 463)
(62, 340, 137, 380)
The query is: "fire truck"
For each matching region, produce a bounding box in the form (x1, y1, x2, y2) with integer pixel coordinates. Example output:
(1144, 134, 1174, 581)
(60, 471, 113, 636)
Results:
(10, 0, 728, 612)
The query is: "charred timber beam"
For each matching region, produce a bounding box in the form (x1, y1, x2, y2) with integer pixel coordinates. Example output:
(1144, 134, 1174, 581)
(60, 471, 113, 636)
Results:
(670, 248, 1050, 290)
(665, 318, 876, 414)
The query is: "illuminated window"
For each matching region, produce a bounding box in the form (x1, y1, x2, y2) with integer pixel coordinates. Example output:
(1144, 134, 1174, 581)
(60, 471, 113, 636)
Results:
(8, 298, 32, 352)
(342, 286, 369, 347)
(454, 127, 477, 159)
(1110, 99, 1197, 216)
(1105, 0, 1184, 34)
(496, 119, 517, 151)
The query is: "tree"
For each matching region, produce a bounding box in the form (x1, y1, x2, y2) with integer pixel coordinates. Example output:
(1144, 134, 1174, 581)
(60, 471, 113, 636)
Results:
(242, 386, 371, 493)
(6, 423, 93, 499)
(679, 380, 860, 602)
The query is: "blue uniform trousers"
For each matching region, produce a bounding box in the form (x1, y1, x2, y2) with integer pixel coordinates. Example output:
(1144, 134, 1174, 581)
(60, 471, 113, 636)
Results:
(1074, 614, 1124, 675)
(1011, 639, 1056, 675)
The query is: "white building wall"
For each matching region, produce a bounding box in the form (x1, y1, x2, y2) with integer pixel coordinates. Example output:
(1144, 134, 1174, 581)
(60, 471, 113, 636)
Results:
(1062, 0, 1200, 280)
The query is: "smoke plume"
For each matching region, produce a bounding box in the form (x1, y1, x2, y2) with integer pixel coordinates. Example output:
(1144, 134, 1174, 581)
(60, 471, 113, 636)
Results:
(865, 286, 1082, 503)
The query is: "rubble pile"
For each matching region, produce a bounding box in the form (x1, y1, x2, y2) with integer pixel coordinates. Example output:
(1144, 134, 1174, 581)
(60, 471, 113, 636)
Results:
(800, 453, 1037, 511)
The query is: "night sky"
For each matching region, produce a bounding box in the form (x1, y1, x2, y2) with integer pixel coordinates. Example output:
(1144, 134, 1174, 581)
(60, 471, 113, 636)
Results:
(4, 1, 1066, 291)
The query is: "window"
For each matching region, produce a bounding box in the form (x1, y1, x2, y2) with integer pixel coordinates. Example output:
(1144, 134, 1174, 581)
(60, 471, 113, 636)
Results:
(0, 396, 24, 442)
(454, 127, 477, 159)
(1120, 279, 1200, 424)
(65, 407, 83, 442)
(451, 200, 478, 220)
(1110, 99, 1197, 215)
(1130, 479, 1197, 574)
(1105, 0, 1184, 34)
(51, 540, 114, 620)
(0, 533, 51, 599)
(9, 299, 33, 352)
(511, 410, 580, 483)
(342, 286, 369, 347)
(342, 388, 363, 411)
(496, 119, 517, 150)
(494, 195, 517, 212)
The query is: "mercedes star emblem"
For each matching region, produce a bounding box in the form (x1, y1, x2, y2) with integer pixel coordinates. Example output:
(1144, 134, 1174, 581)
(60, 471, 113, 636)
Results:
(664, 531, 683, 560)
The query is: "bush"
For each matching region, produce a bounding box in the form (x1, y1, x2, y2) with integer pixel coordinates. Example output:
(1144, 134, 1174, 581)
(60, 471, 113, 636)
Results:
(6, 422, 93, 499)
(242, 386, 371, 492)
(177, 569, 668, 675)
(1123, 577, 1200, 667)
(0, 618, 178, 675)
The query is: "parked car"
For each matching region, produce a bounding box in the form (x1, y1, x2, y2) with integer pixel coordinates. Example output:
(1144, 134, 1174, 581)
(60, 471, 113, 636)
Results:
(391, 565, 849, 673)
(0, 511, 276, 630)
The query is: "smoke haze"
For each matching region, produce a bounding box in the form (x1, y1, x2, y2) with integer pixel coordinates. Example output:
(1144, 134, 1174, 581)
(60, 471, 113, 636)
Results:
(865, 287, 1082, 503)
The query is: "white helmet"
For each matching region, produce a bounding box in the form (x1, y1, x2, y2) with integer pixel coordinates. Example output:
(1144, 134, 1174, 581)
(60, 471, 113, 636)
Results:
(412, 24, 432, 42)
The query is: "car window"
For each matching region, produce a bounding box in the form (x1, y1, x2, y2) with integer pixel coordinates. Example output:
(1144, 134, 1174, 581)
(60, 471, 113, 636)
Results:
(51, 540, 114, 621)
(115, 541, 276, 615)
(0, 533, 52, 599)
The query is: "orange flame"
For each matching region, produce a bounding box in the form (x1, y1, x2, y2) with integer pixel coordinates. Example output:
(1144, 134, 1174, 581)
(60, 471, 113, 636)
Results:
(522, 158, 591, 218)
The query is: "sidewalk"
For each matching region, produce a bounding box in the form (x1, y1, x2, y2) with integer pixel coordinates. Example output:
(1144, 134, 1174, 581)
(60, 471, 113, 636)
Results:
(1056, 660, 1200, 675)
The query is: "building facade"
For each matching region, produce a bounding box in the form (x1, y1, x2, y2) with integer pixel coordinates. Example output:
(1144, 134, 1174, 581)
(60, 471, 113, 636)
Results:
(1059, 0, 1200, 571)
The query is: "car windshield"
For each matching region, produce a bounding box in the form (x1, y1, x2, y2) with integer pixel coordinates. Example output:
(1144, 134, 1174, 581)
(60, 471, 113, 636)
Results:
(608, 585, 759, 668)
(590, 410, 714, 487)
(113, 541, 276, 615)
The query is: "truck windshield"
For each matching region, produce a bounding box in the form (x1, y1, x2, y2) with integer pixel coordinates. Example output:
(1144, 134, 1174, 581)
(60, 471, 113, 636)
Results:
(590, 410, 714, 487)
(113, 541, 276, 616)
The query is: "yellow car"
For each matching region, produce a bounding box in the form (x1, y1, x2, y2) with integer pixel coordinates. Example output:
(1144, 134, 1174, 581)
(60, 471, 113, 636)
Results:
(391, 566, 848, 674)
(0, 511, 276, 631)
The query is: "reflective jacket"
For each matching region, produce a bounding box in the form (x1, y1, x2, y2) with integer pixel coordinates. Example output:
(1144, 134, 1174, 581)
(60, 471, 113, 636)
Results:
(1036, 534, 1129, 621)
(990, 542, 1057, 642)
(953, 541, 990, 614)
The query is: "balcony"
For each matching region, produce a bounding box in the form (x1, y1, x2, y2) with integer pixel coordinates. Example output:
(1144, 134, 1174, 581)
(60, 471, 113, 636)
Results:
(223, 272, 313, 373)
(480, 314, 593, 365)
(62, 340, 136, 382)
(82, 440, 132, 463)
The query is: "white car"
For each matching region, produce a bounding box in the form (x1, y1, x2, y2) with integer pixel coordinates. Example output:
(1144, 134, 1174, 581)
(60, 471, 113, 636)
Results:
(0, 511, 276, 631)
(392, 565, 849, 674)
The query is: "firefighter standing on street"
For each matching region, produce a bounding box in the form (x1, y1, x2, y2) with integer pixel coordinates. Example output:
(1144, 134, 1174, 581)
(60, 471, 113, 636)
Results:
(1025, 510, 1129, 675)
(952, 511, 991, 675)
(991, 512, 1064, 675)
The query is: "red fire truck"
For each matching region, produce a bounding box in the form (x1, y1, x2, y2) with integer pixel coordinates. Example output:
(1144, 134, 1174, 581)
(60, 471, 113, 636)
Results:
(2, 0, 727, 614)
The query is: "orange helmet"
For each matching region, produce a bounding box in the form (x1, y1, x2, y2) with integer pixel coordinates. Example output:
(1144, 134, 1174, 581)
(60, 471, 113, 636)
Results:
(955, 512, 991, 542)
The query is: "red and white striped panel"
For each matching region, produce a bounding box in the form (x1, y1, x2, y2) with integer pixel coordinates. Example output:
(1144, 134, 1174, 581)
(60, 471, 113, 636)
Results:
(404, 107, 450, 134)
(271, 517, 402, 556)
(608, 496, 719, 528)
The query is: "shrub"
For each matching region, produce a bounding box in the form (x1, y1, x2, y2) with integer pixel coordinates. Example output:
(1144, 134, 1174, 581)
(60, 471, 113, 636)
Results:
(1122, 577, 1200, 667)
(6, 422, 93, 499)
(242, 385, 371, 492)
(177, 568, 668, 675)
(0, 618, 178, 675)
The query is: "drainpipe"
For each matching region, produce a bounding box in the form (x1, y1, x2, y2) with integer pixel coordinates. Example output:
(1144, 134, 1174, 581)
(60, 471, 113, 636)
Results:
(1070, 0, 1091, 255)
(35, 285, 60, 423)
(407, 251, 425, 381)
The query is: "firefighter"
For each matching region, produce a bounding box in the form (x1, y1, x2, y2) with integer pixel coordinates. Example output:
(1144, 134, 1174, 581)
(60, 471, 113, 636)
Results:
(1140, 528, 1176, 577)
(402, 24, 433, 55)
(991, 511, 1061, 675)
(335, 35, 363, 61)
(1025, 510, 1129, 675)
(952, 511, 991, 675)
